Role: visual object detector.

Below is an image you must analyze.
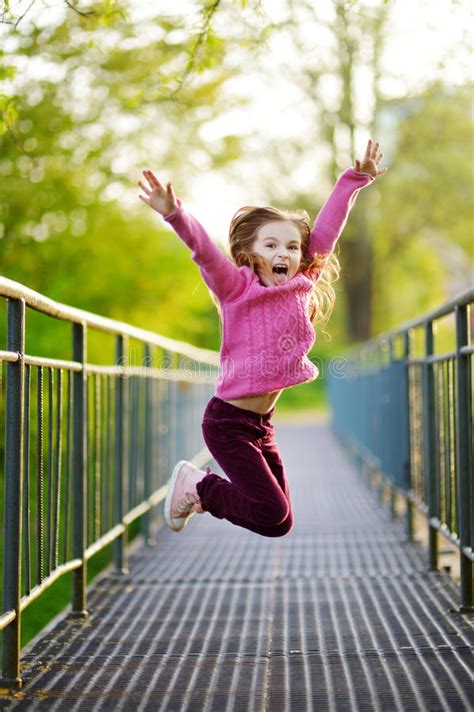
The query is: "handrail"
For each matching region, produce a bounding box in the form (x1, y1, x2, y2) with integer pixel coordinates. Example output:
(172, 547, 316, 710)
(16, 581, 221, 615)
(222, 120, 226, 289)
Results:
(327, 288, 473, 613)
(0, 279, 219, 688)
(0, 277, 219, 366)
(344, 286, 473, 354)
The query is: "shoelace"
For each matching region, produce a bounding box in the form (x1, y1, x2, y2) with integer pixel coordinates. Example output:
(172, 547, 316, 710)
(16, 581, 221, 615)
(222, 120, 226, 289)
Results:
(175, 465, 211, 516)
(176, 493, 197, 515)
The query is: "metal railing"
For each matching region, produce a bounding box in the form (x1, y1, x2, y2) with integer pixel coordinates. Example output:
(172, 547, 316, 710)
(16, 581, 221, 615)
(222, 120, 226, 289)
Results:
(327, 288, 473, 613)
(0, 277, 219, 688)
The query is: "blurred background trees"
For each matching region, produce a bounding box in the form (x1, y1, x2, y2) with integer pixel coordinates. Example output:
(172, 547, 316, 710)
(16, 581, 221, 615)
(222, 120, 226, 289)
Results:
(235, 0, 472, 343)
(1, 0, 266, 355)
(1, 0, 472, 365)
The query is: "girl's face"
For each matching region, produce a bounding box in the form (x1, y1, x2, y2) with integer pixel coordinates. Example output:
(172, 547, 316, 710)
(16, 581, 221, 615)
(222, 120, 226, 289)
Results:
(251, 221, 303, 286)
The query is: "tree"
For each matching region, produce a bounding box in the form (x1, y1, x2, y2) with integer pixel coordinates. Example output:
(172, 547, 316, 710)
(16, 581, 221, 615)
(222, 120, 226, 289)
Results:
(0, 2, 271, 356)
(239, 0, 470, 342)
(255, 0, 389, 341)
(370, 83, 474, 333)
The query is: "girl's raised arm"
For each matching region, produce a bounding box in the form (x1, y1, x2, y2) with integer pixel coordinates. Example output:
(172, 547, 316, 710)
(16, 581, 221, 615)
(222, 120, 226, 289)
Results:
(139, 170, 248, 303)
(307, 140, 386, 259)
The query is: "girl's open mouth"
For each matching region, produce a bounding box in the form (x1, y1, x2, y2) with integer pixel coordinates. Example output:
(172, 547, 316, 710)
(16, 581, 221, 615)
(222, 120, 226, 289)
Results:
(272, 264, 289, 284)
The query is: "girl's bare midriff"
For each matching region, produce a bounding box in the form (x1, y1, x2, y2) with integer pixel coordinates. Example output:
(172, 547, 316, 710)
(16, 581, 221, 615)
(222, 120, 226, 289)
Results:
(222, 390, 283, 415)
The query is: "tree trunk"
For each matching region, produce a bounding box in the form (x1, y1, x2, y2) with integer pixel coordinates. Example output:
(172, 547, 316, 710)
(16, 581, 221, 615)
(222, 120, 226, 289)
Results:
(333, 4, 372, 341)
(341, 207, 373, 341)
(334, 1, 388, 342)
(283, 0, 389, 341)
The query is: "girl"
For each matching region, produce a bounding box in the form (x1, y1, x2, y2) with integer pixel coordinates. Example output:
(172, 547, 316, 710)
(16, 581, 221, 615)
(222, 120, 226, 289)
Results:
(138, 139, 386, 536)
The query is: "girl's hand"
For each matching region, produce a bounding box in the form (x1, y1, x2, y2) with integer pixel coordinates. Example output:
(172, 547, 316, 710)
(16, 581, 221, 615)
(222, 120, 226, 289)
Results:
(354, 139, 387, 178)
(138, 169, 179, 216)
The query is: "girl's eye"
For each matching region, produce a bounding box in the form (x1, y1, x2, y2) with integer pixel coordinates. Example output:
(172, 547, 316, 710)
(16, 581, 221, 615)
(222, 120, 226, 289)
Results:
(263, 243, 300, 251)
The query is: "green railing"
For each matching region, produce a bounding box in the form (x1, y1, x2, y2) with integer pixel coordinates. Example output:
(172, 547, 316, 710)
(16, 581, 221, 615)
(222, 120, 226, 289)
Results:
(0, 277, 219, 688)
(327, 288, 473, 613)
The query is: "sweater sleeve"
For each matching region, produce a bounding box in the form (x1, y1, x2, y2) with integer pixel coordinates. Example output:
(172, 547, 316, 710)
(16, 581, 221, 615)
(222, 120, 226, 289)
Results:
(164, 202, 248, 303)
(307, 168, 374, 259)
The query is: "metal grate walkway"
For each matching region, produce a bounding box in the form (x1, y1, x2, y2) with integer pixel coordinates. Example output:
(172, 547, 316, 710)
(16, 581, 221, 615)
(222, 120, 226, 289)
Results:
(1, 420, 472, 711)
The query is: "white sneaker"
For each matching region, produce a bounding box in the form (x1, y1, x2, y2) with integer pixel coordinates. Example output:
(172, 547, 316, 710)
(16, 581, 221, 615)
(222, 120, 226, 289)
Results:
(164, 460, 206, 532)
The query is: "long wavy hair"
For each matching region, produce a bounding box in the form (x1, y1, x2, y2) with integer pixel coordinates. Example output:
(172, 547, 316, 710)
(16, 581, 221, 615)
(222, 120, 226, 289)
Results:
(210, 205, 340, 341)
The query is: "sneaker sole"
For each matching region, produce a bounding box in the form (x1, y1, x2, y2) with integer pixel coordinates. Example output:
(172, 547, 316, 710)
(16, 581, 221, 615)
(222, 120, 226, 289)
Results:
(164, 460, 192, 532)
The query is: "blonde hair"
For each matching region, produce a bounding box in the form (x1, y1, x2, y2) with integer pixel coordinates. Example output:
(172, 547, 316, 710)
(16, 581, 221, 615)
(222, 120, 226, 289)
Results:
(211, 205, 340, 341)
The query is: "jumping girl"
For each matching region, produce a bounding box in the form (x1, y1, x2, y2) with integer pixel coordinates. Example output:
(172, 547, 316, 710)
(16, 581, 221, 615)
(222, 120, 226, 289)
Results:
(138, 139, 386, 537)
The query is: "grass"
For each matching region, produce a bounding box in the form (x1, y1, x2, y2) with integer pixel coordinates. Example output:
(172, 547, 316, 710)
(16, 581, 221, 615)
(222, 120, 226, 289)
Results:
(274, 373, 329, 417)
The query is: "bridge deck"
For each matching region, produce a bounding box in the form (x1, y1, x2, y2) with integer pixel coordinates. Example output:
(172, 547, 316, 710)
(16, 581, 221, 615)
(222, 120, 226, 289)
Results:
(1, 420, 472, 711)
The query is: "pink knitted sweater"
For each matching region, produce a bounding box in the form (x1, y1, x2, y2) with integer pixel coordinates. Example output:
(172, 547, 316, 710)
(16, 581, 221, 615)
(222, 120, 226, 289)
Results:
(165, 167, 374, 399)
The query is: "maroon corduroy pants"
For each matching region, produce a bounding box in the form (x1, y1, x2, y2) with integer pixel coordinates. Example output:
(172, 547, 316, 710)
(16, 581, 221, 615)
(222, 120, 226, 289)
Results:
(196, 396, 294, 537)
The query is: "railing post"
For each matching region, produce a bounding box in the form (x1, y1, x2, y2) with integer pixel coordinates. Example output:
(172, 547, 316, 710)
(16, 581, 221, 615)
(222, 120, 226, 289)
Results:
(403, 330, 414, 542)
(387, 340, 396, 519)
(71, 322, 88, 618)
(1, 298, 25, 688)
(113, 335, 129, 575)
(177, 355, 186, 462)
(141, 343, 156, 547)
(166, 351, 177, 474)
(423, 321, 438, 571)
(164, 349, 173, 483)
(455, 304, 473, 612)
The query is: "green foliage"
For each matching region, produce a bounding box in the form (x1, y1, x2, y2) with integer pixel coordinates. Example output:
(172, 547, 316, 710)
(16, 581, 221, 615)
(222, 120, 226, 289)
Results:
(371, 83, 473, 335)
(0, 50, 17, 135)
(0, 203, 221, 357)
(276, 378, 327, 414)
(0, 3, 255, 357)
(0, 0, 127, 27)
(0, 93, 16, 136)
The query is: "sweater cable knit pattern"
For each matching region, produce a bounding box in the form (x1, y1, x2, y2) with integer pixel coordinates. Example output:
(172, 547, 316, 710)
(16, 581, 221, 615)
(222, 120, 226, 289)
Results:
(164, 167, 373, 399)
